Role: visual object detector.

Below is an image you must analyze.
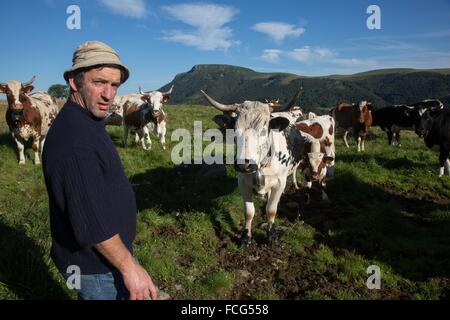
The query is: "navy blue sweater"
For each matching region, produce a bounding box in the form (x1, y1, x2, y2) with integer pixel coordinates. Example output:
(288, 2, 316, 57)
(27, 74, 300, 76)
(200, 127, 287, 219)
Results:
(42, 102, 137, 275)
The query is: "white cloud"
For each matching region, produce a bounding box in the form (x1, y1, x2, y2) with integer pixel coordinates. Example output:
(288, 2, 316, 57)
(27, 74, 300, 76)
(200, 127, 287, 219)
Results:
(287, 46, 334, 63)
(260, 49, 283, 64)
(98, 0, 147, 19)
(260, 46, 377, 70)
(252, 22, 305, 43)
(161, 4, 240, 51)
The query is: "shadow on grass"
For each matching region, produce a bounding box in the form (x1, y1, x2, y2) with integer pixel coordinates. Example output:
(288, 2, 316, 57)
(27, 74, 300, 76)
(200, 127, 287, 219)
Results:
(283, 171, 450, 282)
(337, 153, 431, 171)
(0, 132, 15, 149)
(0, 221, 70, 300)
(131, 162, 239, 239)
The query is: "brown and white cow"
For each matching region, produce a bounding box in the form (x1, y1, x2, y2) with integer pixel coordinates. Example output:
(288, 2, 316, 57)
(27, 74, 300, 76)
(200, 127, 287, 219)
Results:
(122, 86, 173, 150)
(294, 115, 336, 202)
(331, 101, 373, 152)
(0, 76, 58, 164)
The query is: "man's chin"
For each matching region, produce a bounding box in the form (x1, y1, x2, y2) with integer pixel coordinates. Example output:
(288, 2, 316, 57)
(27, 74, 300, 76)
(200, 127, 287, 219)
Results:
(91, 110, 109, 119)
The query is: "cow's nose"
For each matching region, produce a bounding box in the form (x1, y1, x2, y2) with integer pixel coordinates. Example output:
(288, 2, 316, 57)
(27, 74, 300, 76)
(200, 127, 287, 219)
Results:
(234, 159, 258, 173)
(152, 110, 161, 117)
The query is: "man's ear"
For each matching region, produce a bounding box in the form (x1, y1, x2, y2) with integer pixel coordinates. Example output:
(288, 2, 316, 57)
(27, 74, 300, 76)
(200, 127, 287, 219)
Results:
(68, 77, 79, 93)
(269, 117, 290, 131)
(22, 86, 34, 94)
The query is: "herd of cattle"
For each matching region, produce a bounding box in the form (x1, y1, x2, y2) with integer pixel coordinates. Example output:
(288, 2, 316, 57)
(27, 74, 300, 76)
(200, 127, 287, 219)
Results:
(1, 76, 449, 244)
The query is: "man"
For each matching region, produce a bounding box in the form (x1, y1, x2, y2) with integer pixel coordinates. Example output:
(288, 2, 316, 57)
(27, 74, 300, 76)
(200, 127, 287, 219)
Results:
(42, 41, 159, 300)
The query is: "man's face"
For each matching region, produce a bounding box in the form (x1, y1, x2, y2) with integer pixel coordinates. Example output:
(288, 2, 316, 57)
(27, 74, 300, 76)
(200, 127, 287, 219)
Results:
(71, 67, 122, 118)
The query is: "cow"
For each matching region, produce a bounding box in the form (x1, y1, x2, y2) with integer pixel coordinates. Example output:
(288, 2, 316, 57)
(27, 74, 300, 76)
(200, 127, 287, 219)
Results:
(416, 108, 450, 177)
(120, 86, 173, 150)
(201, 88, 307, 245)
(0, 76, 58, 165)
(293, 115, 336, 203)
(331, 101, 374, 152)
(372, 99, 444, 146)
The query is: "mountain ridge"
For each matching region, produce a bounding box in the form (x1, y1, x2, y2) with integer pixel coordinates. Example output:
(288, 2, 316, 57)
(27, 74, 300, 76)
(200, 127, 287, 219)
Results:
(159, 64, 450, 112)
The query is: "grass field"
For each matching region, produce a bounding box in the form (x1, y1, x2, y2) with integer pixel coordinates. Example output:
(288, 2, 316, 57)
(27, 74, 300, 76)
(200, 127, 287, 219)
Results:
(0, 100, 449, 300)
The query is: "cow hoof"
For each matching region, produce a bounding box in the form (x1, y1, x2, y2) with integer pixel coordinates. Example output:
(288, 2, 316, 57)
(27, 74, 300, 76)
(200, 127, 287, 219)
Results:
(19, 161, 25, 165)
(267, 228, 278, 244)
(35, 161, 41, 165)
(240, 236, 251, 247)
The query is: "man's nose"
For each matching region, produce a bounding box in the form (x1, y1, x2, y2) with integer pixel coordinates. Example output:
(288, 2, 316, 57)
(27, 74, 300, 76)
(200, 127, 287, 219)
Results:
(102, 85, 116, 101)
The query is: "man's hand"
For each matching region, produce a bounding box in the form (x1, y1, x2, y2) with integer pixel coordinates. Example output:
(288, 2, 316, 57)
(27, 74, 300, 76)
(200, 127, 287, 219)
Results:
(95, 234, 158, 300)
(121, 259, 158, 300)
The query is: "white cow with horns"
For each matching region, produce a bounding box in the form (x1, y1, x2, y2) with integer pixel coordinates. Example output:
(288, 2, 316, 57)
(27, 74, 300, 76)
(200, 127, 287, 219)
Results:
(201, 88, 313, 245)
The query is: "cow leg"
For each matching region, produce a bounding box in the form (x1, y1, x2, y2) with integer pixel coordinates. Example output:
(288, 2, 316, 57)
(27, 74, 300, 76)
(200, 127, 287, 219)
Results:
(357, 136, 362, 152)
(158, 122, 167, 150)
(134, 133, 139, 145)
(396, 131, 401, 147)
(343, 130, 350, 148)
(387, 129, 394, 146)
(302, 178, 312, 205)
(40, 136, 46, 157)
(238, 175, 255, 246)
(13, 135, 26, 165)
(446, 158, 450, 176)
(32, 136, 41, 165)
(361, 136, 366, 152)
(320, 179, 329, 201)
(266, 178, 286, 243)
(143, 126, 152, 150)
(438, 146, 449, 177)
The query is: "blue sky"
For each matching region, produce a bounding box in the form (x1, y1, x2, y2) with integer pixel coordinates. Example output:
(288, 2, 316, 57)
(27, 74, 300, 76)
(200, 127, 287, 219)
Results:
(0, 0, 449, 95)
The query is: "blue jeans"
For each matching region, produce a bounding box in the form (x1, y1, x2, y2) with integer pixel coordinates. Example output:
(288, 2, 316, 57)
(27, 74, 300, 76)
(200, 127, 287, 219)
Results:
(64, 271, 129, 300)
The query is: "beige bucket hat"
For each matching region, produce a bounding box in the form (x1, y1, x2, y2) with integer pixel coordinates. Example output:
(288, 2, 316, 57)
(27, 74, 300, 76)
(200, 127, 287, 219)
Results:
(63, 41, 130, 83)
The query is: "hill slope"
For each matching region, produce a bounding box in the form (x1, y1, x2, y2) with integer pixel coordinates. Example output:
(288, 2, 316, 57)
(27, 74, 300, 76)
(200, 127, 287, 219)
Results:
(160, 65, 450, 112)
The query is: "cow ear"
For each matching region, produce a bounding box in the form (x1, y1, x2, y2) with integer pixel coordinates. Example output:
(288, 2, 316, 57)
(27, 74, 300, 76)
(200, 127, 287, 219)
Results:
(140, 95, 150, 102)
(163, 95, 170, 103)
(22, 85, 34, 94)
(323, 156, 334, 164)
(0, 84, 6, 94)
(269, 117, 290, 131)
(213, 115, 235, 129)
(367, 103, 374, 111)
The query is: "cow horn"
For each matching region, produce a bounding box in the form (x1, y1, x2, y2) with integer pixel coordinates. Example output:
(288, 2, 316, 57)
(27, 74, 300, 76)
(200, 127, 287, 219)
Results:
(162, 85, 174, 96)
(271, 87, 302, 113)
(200, 90, 237, 112)
(22, 75, 36, 87)
(139, 87, 146, 95)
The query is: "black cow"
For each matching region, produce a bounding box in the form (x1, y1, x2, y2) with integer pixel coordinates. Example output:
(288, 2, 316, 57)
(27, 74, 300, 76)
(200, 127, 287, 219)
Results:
(416, 108, 450, 177)
(372, 99, 444, 146)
